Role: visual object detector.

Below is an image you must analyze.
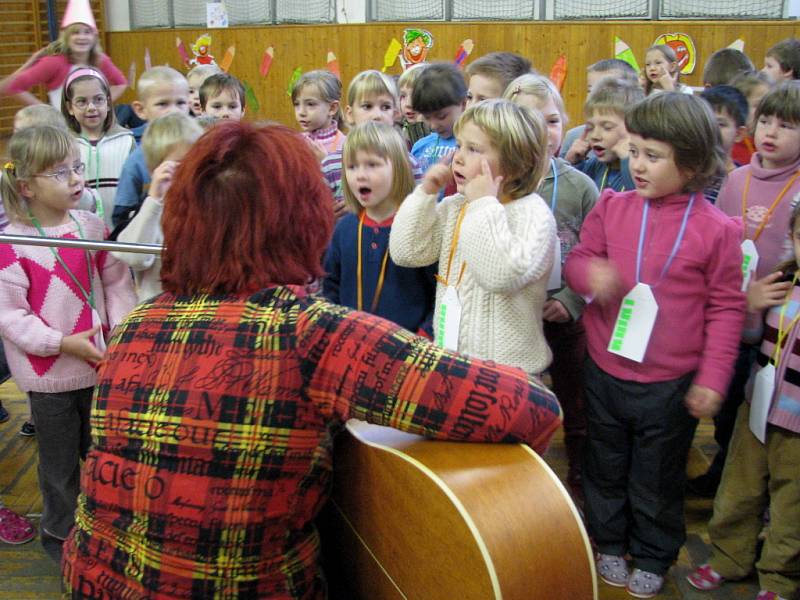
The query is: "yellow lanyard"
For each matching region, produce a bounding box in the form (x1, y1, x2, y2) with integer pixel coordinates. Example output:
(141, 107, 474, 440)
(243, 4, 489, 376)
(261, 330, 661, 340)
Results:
(435, 203, 467, 288)
(356, 212, 390, 313)
(599, 166, 624, 192)
(742, 170, 800, 242)
(772, 272, 800, 365)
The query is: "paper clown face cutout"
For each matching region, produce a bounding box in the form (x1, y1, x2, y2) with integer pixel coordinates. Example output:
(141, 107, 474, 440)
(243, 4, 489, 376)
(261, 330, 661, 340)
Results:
(401, 28, 433, 71)
(190, 33, 217, 67)
(654, 33, 697, 75)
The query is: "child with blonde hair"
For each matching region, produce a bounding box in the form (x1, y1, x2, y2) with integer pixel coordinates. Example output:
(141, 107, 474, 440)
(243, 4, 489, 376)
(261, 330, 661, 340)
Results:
(0, 125, 135, 559)
(397, 64, 430, 148)
(186, 63, 221, 116)
(505, 73, 599, 499)
(390, 99, 556, 373)
(323, 122, 435, 334)
(292, 70, 346, 156)
(321, 70, 422, 211)
(13, 104, 68, 131)
(61, 67, 135, 228)
(114, 113, 203, 302)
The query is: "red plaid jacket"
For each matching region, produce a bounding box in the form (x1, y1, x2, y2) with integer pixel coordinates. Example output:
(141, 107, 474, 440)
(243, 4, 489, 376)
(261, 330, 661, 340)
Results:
(62, 286, 561, 599)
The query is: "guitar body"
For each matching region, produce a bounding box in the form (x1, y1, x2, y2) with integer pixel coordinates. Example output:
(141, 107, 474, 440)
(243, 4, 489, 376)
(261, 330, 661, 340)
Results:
(320, 420, 597, 600)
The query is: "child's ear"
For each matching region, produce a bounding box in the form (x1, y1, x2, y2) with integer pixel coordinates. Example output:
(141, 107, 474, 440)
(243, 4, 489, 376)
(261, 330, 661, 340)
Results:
(735, 125, 748, 143)
(328, 100, 340, 118)
(17, 179, 34, 200)
(131, 100, 147, 120)
(344, 105, 354, 126)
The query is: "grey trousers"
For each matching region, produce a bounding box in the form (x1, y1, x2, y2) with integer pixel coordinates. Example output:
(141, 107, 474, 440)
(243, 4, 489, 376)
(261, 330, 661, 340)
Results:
(28, 387, 93, 541)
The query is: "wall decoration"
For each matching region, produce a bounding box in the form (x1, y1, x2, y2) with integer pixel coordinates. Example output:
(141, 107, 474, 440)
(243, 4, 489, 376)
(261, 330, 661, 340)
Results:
(381, 39, 402, 73)
(207, 2, 229, 28)
(144, 47, 152, 71)
(220, 46, 235, 72)
(614, 36, 640, 73)
(327, 51, 340, 79)
(550, 54, 567, 91)
(243, 80, 260, 112)
(654, 32, 697, 75)
(176, 37, 190, 68)
(260, 47, 274, 77)
(454, 39, 474, 68)
(401, 28, 433, 71)
(728, 38, 745, 52)
(190, 34, 217, 67)
(287, 66, 303, 96)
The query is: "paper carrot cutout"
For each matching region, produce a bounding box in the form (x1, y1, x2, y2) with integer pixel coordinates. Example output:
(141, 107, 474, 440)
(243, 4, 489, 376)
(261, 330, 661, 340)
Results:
(614, 36, 639, 73)
(327, 51, 340, 79)
(243, 80, 260, 112)
(260, 47, 274, 77)
(144, 48, 152, 71)
(381, 39, 402, 73)
(727, 38, 745, 52)
(220, 46, 235, 73)
(454, 39, 474, 68)
(176, 37, 190, 67)
(549, 54, 567, 92)
(287, 67, 303, 96)
(128, 61, 136, 89)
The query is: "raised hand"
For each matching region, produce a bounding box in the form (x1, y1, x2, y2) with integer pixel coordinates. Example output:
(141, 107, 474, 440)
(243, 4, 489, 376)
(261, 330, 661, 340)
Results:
(464, 158, 503, 202)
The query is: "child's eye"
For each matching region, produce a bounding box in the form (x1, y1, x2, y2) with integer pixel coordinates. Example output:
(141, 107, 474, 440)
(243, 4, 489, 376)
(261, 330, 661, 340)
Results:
(382, 105, 393, 111)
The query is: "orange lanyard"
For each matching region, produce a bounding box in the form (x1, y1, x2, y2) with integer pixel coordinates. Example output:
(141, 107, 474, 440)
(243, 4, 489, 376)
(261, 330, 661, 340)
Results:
(435, 203, 467, 288)
(773, 272, 800, 365)
(356, 212, 390, 313)
(741, 170, 800, 242)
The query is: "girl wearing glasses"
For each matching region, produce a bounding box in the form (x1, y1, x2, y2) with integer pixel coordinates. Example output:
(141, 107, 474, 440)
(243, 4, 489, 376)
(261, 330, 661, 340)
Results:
(0, 125, 136, 560)
(62, 67, 135, 229)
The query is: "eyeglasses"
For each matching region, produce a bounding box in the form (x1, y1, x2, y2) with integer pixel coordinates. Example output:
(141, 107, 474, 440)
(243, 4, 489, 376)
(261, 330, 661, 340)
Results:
(71, 95, 108, 110)
(34, 163, 85, 183)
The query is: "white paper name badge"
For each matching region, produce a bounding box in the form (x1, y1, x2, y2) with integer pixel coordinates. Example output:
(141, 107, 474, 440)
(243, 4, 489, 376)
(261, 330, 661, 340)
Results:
(607, 283, 658, 363)
(547, 237, 562, 291)
(741, 240, 759, 292)
(436, 286, 462, 351)
(749, 364, 775, 443)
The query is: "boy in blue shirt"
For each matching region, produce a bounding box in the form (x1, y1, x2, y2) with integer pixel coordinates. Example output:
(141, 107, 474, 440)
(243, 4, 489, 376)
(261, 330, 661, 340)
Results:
(410, 63, 467, 174)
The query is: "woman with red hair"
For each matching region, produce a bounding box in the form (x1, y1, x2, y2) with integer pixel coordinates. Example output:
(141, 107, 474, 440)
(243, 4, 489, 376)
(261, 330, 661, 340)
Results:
(61, 121, 562, 600)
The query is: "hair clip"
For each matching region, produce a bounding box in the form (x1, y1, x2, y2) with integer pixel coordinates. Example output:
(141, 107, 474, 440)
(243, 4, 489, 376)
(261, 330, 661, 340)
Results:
(511, 85, 522, 96)
(3, 161, 15, 175)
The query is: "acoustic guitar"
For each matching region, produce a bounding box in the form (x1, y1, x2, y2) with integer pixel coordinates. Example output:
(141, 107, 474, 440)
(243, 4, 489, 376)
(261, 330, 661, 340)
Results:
(319, 420, 597, 600)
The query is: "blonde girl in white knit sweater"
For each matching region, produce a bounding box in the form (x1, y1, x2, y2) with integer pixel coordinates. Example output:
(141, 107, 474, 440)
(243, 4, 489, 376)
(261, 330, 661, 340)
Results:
(389, 98, 556, 374)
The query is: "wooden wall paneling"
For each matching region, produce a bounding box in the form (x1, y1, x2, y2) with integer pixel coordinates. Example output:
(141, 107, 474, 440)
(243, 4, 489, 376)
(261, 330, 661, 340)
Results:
(105, 21, 800, 130)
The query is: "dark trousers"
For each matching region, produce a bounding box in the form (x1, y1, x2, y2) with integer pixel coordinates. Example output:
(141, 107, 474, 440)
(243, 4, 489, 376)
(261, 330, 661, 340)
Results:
(28, 388, 93, 545)
(707, 342, 758, 479)
(544, 318, 587, 489)
(583, 357, 697, 575)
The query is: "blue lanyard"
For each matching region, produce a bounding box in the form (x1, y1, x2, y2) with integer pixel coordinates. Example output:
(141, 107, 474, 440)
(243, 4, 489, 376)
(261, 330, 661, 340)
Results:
(635, 194, 695, 286)
(549, 158, 558, 213)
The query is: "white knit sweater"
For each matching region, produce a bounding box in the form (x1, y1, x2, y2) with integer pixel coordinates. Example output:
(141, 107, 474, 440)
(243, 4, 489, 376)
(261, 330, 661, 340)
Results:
(389, 186, 556, 373)
(113, 196, 163, 303)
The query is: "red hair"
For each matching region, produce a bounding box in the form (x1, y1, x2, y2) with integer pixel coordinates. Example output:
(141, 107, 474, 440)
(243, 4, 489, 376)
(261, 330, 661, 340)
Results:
(160, 121, 334, 295)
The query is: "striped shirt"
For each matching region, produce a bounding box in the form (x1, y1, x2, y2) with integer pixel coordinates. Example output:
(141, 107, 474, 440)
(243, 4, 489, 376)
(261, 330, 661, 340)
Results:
(62, 286, 561, 599)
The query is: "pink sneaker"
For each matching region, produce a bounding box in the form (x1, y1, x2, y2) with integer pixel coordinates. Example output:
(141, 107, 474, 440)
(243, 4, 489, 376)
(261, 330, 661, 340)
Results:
(756, 591, 788, 600)
(0, 507, 35, 544)
(687, 564, 724, 591)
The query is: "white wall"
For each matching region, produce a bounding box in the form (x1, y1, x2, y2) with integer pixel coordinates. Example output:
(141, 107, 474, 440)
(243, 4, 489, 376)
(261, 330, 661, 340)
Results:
(106, 0, 368, 30)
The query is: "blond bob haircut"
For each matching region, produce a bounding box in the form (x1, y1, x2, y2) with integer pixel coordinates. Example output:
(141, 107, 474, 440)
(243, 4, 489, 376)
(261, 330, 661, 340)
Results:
(43, 23, 102, 67)
(136, 66, 188, 102)
(584, 76, 645, 118)
(347, 70, 399, 107)
(454, 99, 548, 200)
(341, 122, 414, 215)
(14, 104, 68, 132)
(755, 81, 800, 126)
(504, 73, 569, 127)
(625, 92, 725, 193)
(291, 70, 345, 132)
(397, 63, 428, 90)
(141, 113, 204, 173)
(0, 125, 77, 224)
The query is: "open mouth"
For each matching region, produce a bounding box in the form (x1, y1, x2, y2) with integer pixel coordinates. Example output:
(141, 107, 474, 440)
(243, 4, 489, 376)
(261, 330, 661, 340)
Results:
(358, 186, 372, 197)
(761, 142, 777, 153)
(634, 176, 648, 187)
(593, 145, 606, 157)
(453, 170, 465, 184)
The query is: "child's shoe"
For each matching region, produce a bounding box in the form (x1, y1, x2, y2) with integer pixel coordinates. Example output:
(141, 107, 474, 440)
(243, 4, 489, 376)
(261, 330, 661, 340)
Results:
(687, 564, 724, 590)
(626, 568, 664, 598)
(0, 507, 35, 544)
(596, 553, 629, 587)
(756, 592, 788, 600)
(18, 421, 35, 436)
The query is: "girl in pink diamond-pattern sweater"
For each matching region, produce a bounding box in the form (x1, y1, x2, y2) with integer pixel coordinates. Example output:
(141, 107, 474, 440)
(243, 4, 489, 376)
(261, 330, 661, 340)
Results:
(0, 126, 135, 555)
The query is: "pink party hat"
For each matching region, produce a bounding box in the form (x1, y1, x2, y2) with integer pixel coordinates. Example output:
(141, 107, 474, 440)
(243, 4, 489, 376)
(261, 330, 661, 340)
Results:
(61, 0, 97, 31)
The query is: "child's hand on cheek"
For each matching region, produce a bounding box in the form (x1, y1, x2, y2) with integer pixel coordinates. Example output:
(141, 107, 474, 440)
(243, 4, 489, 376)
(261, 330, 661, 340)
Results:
(610, 130, 630, 161)
(566, 135, 590, 164)
(587, 258, 623, 305)
(657, 68, 678, 91)
(150, 160, 178, 202)
(422, 161, 454, 195)
(464, 159, 503, 202)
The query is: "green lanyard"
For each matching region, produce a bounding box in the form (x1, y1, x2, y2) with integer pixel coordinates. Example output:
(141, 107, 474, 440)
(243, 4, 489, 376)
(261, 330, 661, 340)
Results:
(82, 137, 103, 219)
(29, 212, 96, 309)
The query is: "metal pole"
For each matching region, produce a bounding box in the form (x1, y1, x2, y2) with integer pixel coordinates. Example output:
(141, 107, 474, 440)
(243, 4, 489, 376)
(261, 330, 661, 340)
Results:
(0, 235, 163, 255)
(47, 0, 58, 42)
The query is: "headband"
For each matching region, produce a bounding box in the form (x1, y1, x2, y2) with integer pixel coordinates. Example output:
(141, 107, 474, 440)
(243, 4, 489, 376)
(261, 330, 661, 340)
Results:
(64, 67, 107, 91)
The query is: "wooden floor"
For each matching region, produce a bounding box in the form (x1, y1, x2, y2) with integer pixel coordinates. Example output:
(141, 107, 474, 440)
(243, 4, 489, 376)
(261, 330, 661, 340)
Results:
(0, 380, 761, 599)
